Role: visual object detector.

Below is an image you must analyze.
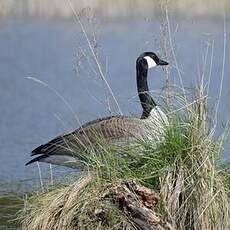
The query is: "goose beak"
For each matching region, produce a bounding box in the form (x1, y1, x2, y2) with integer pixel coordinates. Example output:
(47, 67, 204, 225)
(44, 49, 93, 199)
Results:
(158, 59, 168, 66)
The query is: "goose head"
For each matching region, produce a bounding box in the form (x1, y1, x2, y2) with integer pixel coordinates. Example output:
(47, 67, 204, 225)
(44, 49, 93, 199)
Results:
(138, 52, 168, 69)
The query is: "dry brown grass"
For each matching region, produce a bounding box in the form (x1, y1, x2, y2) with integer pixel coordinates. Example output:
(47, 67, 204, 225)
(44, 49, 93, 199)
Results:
(19, 176, 134, 230)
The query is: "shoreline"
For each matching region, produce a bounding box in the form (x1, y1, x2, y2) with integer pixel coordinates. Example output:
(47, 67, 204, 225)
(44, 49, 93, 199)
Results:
(0, 0, 229, 20)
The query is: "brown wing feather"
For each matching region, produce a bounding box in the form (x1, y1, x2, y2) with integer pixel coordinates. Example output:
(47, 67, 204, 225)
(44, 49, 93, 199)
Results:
(31, 116, 145, 157)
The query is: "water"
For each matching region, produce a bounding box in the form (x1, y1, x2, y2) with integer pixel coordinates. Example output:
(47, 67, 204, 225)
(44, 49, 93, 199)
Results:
(0, 18, 229, 190)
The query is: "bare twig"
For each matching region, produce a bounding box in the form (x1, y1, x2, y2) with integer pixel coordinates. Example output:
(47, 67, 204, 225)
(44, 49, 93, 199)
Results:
(67, 0, 123, 115)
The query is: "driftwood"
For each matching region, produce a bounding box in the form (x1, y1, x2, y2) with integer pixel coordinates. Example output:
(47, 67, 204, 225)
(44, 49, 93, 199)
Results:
(91, 181, 174, 230)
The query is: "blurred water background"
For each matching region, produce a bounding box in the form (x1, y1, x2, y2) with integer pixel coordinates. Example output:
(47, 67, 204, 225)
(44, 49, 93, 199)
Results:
(0, 0, 229, 19)
(0, 1, 230, 227)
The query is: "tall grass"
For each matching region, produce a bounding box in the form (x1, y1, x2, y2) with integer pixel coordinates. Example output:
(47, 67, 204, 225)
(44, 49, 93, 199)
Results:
(17, 82, 230, 229)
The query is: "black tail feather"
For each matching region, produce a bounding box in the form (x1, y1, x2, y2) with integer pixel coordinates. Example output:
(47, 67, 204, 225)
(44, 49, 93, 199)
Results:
(31, 145, 46, 156)
(25, 154, 48, 166)
(31, 136, 64, 156)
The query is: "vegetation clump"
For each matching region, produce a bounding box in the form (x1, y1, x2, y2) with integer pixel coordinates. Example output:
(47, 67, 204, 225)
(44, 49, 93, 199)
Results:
(18, 85, 230, 229)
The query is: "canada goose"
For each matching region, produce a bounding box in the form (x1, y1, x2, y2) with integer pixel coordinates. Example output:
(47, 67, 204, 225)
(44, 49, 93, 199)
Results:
(26, 52, 168, 167)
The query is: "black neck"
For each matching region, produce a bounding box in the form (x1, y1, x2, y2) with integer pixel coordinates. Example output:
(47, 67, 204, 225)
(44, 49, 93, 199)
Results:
(136, 58, 156, 119)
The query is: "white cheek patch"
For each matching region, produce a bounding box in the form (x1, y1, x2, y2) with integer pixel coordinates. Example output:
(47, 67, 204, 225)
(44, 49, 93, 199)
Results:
(144, 56, 157, 69)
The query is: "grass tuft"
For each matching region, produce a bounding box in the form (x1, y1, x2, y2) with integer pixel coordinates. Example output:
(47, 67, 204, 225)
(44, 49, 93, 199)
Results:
(17, 85, 230, 229)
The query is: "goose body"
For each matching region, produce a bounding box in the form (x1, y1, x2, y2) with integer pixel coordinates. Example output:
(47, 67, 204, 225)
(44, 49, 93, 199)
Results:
(26, 52, 168, 167)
